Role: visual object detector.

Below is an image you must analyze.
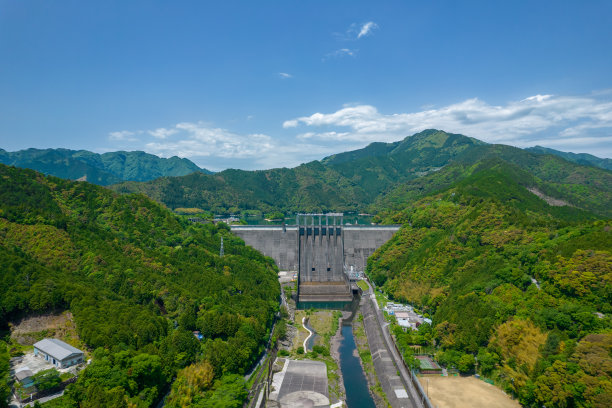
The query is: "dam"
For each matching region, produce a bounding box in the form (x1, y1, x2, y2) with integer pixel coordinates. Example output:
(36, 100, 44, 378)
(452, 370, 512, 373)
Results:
(231, 214, 400, 306)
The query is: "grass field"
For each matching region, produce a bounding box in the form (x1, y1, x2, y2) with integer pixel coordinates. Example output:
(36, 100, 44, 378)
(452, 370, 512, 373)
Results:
(418, 376, 520, 408)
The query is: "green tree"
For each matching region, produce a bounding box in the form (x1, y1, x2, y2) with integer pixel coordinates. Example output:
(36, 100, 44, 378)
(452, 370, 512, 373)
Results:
(457, 354, 475, 373)
(476, 349, 499, 375)
(401, 348, 420, 370)
(32, 368, 61, 391)
(198, 374, 247, 408)
(534, 360, 578, 407)
(0, 342, 10, 408)
(275, 319, 287, 341)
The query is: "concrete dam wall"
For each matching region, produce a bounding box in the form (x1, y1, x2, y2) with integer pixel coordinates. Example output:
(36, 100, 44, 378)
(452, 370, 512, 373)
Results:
(230, 226, 299, 271)
(230, 225, 400, 273)
(231, 217, 400, 305)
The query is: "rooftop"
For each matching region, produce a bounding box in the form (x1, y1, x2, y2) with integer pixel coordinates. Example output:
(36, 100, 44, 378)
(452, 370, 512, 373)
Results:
(15, 368, 33, 381)
(33, 338, 83, 361)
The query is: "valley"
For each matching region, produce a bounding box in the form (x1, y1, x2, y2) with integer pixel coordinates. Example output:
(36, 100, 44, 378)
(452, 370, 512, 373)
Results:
(3, 2, 612, 407)
(0, 130, 610, 408)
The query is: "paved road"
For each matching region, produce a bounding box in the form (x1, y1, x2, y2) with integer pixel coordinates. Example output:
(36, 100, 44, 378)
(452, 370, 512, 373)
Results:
(360, 280, 425, 408)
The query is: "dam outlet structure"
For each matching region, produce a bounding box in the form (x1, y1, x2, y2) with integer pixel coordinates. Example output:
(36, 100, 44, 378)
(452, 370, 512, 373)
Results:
(231, 214, 400, 308)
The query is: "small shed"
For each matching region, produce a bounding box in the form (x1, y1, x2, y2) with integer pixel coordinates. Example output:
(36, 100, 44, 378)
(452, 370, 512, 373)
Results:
(15, 367, 34, 387)
(33, 338, 84, 368)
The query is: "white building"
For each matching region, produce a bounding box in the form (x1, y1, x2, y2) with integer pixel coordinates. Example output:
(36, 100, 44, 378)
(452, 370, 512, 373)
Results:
(33, 338, 84, 368)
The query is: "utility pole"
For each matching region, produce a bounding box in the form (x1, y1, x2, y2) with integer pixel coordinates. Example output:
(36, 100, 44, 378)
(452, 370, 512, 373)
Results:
(220, 236, 224, 257)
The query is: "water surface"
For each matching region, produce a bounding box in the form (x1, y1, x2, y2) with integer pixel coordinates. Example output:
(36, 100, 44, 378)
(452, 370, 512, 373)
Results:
(339, 324, 376, 408)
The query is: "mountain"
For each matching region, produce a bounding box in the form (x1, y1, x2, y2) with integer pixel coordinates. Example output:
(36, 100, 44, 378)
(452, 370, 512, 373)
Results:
(368, 160, 612, 408)
(321, 129, 485, 166)
(373, 142, 612, 218)
(0, 164, 278, 407)
(0, 148, 211, 185)
(110, 130, 612, 218)
(526, 145, 612, 171)
(109, 130, 489, 213)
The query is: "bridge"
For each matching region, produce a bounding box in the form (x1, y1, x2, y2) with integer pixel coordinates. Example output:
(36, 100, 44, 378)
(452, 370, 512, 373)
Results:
(231, 214, 400, 307)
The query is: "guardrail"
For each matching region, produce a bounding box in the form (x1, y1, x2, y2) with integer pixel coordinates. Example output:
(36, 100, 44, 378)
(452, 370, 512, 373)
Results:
(410, 370, 435, 408)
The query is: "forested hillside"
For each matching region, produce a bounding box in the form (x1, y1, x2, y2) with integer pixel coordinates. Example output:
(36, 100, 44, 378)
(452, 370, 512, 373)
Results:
(0, 164, 279, 407)
(109, 130, 484, 214)
(3, 130, 611, 407)
(110, 130, 612, 218)
(0, 148, 209, 185)
(526, 145, 612, 171)
(373, 144, 612, 219)
(368, 160, 612, 408)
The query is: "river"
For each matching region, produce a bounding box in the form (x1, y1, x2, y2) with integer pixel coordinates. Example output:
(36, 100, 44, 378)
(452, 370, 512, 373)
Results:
(337, 294, 377, 408)
(339, 324, 376, 407)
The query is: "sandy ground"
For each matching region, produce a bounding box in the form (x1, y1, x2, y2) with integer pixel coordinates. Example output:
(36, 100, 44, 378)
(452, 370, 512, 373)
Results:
(419, 376, 520, 408)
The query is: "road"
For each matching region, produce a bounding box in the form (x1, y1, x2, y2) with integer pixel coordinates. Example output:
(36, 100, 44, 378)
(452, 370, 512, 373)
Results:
(361, 279, 427, 408)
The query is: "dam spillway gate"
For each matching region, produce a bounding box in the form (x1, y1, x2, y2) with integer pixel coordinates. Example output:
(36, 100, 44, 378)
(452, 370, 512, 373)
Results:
(231, 214, 400, 307)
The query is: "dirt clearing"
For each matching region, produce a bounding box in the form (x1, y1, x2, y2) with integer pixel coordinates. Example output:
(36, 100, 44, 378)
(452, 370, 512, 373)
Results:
(419, 375, 520, 408)
(10, 311, 81, 348)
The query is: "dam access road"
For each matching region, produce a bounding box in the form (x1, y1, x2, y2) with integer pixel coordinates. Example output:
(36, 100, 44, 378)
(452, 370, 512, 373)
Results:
(360, 279, 425, 408)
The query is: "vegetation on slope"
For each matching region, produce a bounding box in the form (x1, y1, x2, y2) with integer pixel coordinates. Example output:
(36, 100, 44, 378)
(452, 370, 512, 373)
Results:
(373, 145, 612, 219)
(0, 344, 8, 408)
(110, 130, 612, 219)
(0, 164, 279, 407)
(109, 130, 484, 214)
(105, 130, 482, 214)
(526, 145, 612, 171)
(0, 148, 209, 185)
(368, 161, 612, 407)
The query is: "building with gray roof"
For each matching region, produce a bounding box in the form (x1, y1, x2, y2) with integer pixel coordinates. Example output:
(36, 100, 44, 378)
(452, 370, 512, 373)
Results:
(33, 338, 84, 368)
(14, 367, 34, 387)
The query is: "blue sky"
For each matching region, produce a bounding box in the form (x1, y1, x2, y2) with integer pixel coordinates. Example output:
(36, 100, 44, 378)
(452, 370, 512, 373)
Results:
(1, 1, 611, 170)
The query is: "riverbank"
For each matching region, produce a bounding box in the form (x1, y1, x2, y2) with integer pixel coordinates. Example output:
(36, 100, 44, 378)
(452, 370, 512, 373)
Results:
(329, 313, 350, 403)
(286, 307, 346, 403)
(353, 311, 390, 408)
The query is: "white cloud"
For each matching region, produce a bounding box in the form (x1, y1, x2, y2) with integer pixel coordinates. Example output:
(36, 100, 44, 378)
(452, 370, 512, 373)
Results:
(106, 92, 612, 171)
(283, 119, 299, 128)
(108, 130, 138, 142)
(297, 131, 351, 140)
(325, 21, 376, 60)
(148, 127, 178, 139)
(278, 72, 292, 79)
(283, 93, 612, 157)
(108, 119, 365, 170)
(357, 22, 378, 38)
(324, 48, 357, 60)
(254, 142, 355, 169)
(337, 21, 378, 40)
(145, 122, 274, 159)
